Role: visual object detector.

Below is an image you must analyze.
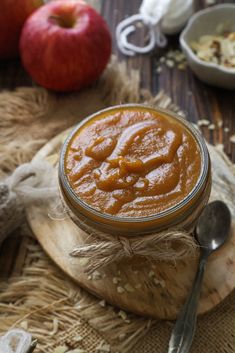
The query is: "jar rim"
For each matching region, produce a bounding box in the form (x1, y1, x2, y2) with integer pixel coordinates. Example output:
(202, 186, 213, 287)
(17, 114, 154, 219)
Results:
(59, 104, 210, 224)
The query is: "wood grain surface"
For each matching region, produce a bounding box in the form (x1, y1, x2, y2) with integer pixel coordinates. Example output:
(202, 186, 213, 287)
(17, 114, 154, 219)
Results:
(0, 0, 234, 282)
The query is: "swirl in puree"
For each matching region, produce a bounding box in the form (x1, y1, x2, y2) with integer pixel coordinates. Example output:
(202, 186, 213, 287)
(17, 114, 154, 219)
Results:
(65, 107, 201, 217)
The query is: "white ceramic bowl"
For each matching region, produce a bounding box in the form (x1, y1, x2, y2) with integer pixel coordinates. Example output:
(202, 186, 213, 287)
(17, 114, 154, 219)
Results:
(180, 4, 235, 90)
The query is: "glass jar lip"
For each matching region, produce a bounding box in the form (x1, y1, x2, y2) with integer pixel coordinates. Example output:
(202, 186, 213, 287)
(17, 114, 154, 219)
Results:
(59, 104, 210, 224)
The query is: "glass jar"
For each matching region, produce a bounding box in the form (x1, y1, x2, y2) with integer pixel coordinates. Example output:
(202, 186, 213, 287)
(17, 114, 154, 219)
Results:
(59, 104, 211, 235)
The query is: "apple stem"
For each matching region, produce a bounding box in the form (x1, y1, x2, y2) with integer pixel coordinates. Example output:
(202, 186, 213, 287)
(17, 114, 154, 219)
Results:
(49, 15, 74, 29)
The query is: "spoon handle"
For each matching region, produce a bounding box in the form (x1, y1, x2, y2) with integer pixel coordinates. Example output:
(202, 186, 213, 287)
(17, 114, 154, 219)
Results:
(167, 254, 208, 353)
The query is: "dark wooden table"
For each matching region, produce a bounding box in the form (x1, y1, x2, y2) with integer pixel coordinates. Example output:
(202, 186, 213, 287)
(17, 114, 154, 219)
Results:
(0, 0, 234, 278)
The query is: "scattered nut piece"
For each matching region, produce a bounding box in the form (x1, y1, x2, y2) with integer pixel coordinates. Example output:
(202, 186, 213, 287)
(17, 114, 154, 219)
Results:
(92, 270, 102, 280)
(148, 270, 155, 278)
(112, 277, 121, 284)
(159, 56, 165, 63)
(197, 119, 210, 127)
(157, 49, 186, 72)
(190, 29, 235, 69)
(124, 283, 135, 292)
(230, 134, 235, 143)
(99, 299, 106, 307)
(118, 310, 127, 320)
(177, 63, 186, 70)
(88, 271, 102, 281)
(153, 278, 161, 286)
(67, 349, 85, 353)
(208, 123, 215, 130)
(54, 346, 68, 353)
(74, 335, 83, 342)
(20, 321, 28, 330)
(166, 59, 175, 68)
(156, 67, 162, 73)
(174, 53, 186, 62)
(125, 319, 131, 324)
(117, 286, 125, 294)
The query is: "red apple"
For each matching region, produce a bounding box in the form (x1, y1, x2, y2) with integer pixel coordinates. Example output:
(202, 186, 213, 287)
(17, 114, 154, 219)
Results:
(20, 0, 112, 92)
(0, 0, 44, 59)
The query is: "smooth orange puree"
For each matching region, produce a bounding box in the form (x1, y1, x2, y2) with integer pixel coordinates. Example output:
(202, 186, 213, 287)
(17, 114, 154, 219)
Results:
(65, 107, 201, 217)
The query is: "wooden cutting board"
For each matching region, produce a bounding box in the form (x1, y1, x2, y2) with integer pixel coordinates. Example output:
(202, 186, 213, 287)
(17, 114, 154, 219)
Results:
(26, 130, 235, 320)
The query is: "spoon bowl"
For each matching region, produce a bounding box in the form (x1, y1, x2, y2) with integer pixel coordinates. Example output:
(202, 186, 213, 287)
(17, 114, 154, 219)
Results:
(196, 200, 231, 253)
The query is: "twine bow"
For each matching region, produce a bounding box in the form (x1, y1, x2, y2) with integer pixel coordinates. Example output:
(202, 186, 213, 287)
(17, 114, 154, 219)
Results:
(70, 225, 198, 274)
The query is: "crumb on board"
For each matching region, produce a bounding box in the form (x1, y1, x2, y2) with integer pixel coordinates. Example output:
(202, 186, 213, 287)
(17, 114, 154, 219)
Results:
(117, 286, 125, 294)
(112, 277, 121, 284)
(148, 270, 155, 278)
(124, 283, 135, 292)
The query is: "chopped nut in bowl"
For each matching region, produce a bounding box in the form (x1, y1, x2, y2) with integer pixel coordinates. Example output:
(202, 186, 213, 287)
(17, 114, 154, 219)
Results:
(180, 4, 235, 89)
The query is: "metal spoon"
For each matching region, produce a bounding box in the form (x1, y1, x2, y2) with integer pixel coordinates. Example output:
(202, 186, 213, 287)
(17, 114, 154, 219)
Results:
(168, 200, 231, 353)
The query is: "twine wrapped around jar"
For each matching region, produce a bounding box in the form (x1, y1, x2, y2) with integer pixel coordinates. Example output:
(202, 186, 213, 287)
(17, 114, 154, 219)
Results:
(65, 185, 210, 274)
(69, 222, 199, 274)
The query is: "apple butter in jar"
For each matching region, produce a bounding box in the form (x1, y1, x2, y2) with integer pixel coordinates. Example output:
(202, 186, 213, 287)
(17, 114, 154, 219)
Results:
(59, 105, 211, 235)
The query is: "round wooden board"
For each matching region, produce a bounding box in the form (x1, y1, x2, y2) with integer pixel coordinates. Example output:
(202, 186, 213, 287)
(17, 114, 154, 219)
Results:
(26, 130, 235, 320)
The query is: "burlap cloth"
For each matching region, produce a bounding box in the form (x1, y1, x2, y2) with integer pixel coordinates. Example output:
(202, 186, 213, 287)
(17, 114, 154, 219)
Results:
(0, 57, 235, 353)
